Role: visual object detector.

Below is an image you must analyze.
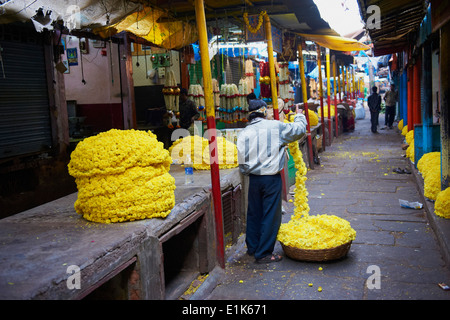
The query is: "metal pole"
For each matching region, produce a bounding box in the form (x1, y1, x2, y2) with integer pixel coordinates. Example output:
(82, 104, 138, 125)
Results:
(326, 48, 332, 144)
(264, 13, 279, 120)
(298, 42, 314, 169)
(317, 45, 325, 151)
(333, 56, 338, 138)
(194, 0, 225, 269)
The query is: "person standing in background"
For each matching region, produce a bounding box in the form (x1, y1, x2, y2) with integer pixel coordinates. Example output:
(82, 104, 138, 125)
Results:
(367, 86, 381, 134)
(383, 84, 398, 129)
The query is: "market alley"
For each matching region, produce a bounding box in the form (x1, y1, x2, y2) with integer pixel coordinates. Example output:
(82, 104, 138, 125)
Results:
(198, 106, 450, 300)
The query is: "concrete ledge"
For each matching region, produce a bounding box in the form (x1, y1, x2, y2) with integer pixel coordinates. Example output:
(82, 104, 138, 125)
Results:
(409, 160, 450, 267)
(0, 167, 243, 300)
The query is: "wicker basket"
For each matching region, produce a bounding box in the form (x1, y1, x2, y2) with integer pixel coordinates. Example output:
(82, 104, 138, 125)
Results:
(281, 241, 352, 262)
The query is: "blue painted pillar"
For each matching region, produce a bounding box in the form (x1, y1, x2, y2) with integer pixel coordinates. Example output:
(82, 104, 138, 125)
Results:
(400, 70, 408, 124)
(398, 71, 404, 121)
(421, 40, 433, 156)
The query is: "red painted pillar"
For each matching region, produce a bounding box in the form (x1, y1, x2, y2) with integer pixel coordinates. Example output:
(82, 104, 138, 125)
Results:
(413, 57, 422, 127)
(407, 66, 413, 131)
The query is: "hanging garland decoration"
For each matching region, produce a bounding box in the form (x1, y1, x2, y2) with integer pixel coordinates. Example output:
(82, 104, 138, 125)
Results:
(243, 11, 267, 34)
(279, 62, 294, 109)
(259, 61, 271, 99)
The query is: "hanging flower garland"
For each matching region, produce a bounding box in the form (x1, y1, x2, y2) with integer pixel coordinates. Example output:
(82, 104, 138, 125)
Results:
(243, 11, 266, 34)
(276, 115, 356, 250)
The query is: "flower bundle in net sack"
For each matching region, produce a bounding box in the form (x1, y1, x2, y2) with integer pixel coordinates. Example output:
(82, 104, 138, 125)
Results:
(277, 115, 356, 250)
(435, 187, 450, 219)
(68, 129, 175, 223)
(169, 135, 238, 170)
(417, 152, 441, 200)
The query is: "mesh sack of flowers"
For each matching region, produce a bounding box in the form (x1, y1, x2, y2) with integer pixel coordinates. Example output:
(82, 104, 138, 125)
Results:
(68, 129, 175, 223)
(401, 125, 408, 136)
(417, 152, 440, 177)
(277, 115, 356, 253)
(398, 119, 404, 131)
(317, 105, 335, 118)
(169, 135, 238, 170)
(406, 139, 414, 162)
(417, 152, 441, 200)
(405, 130, 414, 145)
(435, 187, 450, 219)
(307, 109, 319, 127)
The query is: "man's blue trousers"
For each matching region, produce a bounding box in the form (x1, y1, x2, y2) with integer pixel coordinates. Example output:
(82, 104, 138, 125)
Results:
(246, 173, 282, 260)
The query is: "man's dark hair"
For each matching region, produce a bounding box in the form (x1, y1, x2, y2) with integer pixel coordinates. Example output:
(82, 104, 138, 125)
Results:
(180, 88, 188, 96)
(247, 92, 257, 100)
(372, 86, 378, 93)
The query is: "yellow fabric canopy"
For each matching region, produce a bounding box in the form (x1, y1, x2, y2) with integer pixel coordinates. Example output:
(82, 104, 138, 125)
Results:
(93, 6, 198, 50)
(298, 33, 369, 51)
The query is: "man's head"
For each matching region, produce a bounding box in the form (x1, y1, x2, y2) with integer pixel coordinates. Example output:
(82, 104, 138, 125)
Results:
(372, 86, 378, 93)
(180, 88, 188, 101)
(246, 92, 257, 104)
(390, 84, 395, 90)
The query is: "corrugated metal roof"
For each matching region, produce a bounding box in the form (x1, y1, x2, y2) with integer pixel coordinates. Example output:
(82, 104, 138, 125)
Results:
(357, 0, 428, 56)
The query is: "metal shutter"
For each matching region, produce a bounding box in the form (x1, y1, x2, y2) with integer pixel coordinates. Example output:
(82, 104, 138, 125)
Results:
(0, 35, 52, 159)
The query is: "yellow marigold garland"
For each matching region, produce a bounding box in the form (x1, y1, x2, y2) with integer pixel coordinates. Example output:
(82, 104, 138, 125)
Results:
(68, 129, 175, 223)
(243, 11, 266, 34)
(169, 135, 238, 170)
(435, 187, 450, 219)
(277, 114, 356, 250)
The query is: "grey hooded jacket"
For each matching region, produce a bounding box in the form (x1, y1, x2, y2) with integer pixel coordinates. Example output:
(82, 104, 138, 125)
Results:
(237, 113, 307, 176)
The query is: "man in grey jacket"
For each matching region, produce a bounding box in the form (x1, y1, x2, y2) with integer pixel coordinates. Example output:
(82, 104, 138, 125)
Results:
(237, 94, 307, 263)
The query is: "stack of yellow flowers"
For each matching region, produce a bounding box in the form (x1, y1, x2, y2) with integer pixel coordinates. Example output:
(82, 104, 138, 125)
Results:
(169, 135, 238, 170)
(417, 152, 441, 201)
(68, 129, 175, 223)
(435, 187, 450, 219)
(307, 109, 319, 127)
(398, 119, 404, 131)
(277, 114, 356, 250)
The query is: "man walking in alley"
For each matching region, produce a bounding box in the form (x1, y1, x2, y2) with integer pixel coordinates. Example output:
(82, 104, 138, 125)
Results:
(368, 86, 381, 133)
(383, 84, 398, 129)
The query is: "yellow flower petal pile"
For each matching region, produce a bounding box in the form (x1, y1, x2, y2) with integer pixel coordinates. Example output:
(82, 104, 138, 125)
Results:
(278, 214, 356, 249)
(435, 187, 450, 219)
(417, 152, 441, 201)
(169, 135, 238, 170)
(68, 129, 175, 223)
(398, 119, 404, 131)
(307, 109, 319, 127)
(277, 115, 356, 250)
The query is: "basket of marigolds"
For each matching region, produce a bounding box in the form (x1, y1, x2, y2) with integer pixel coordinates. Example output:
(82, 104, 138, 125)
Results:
(277, 214, 356, 262)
